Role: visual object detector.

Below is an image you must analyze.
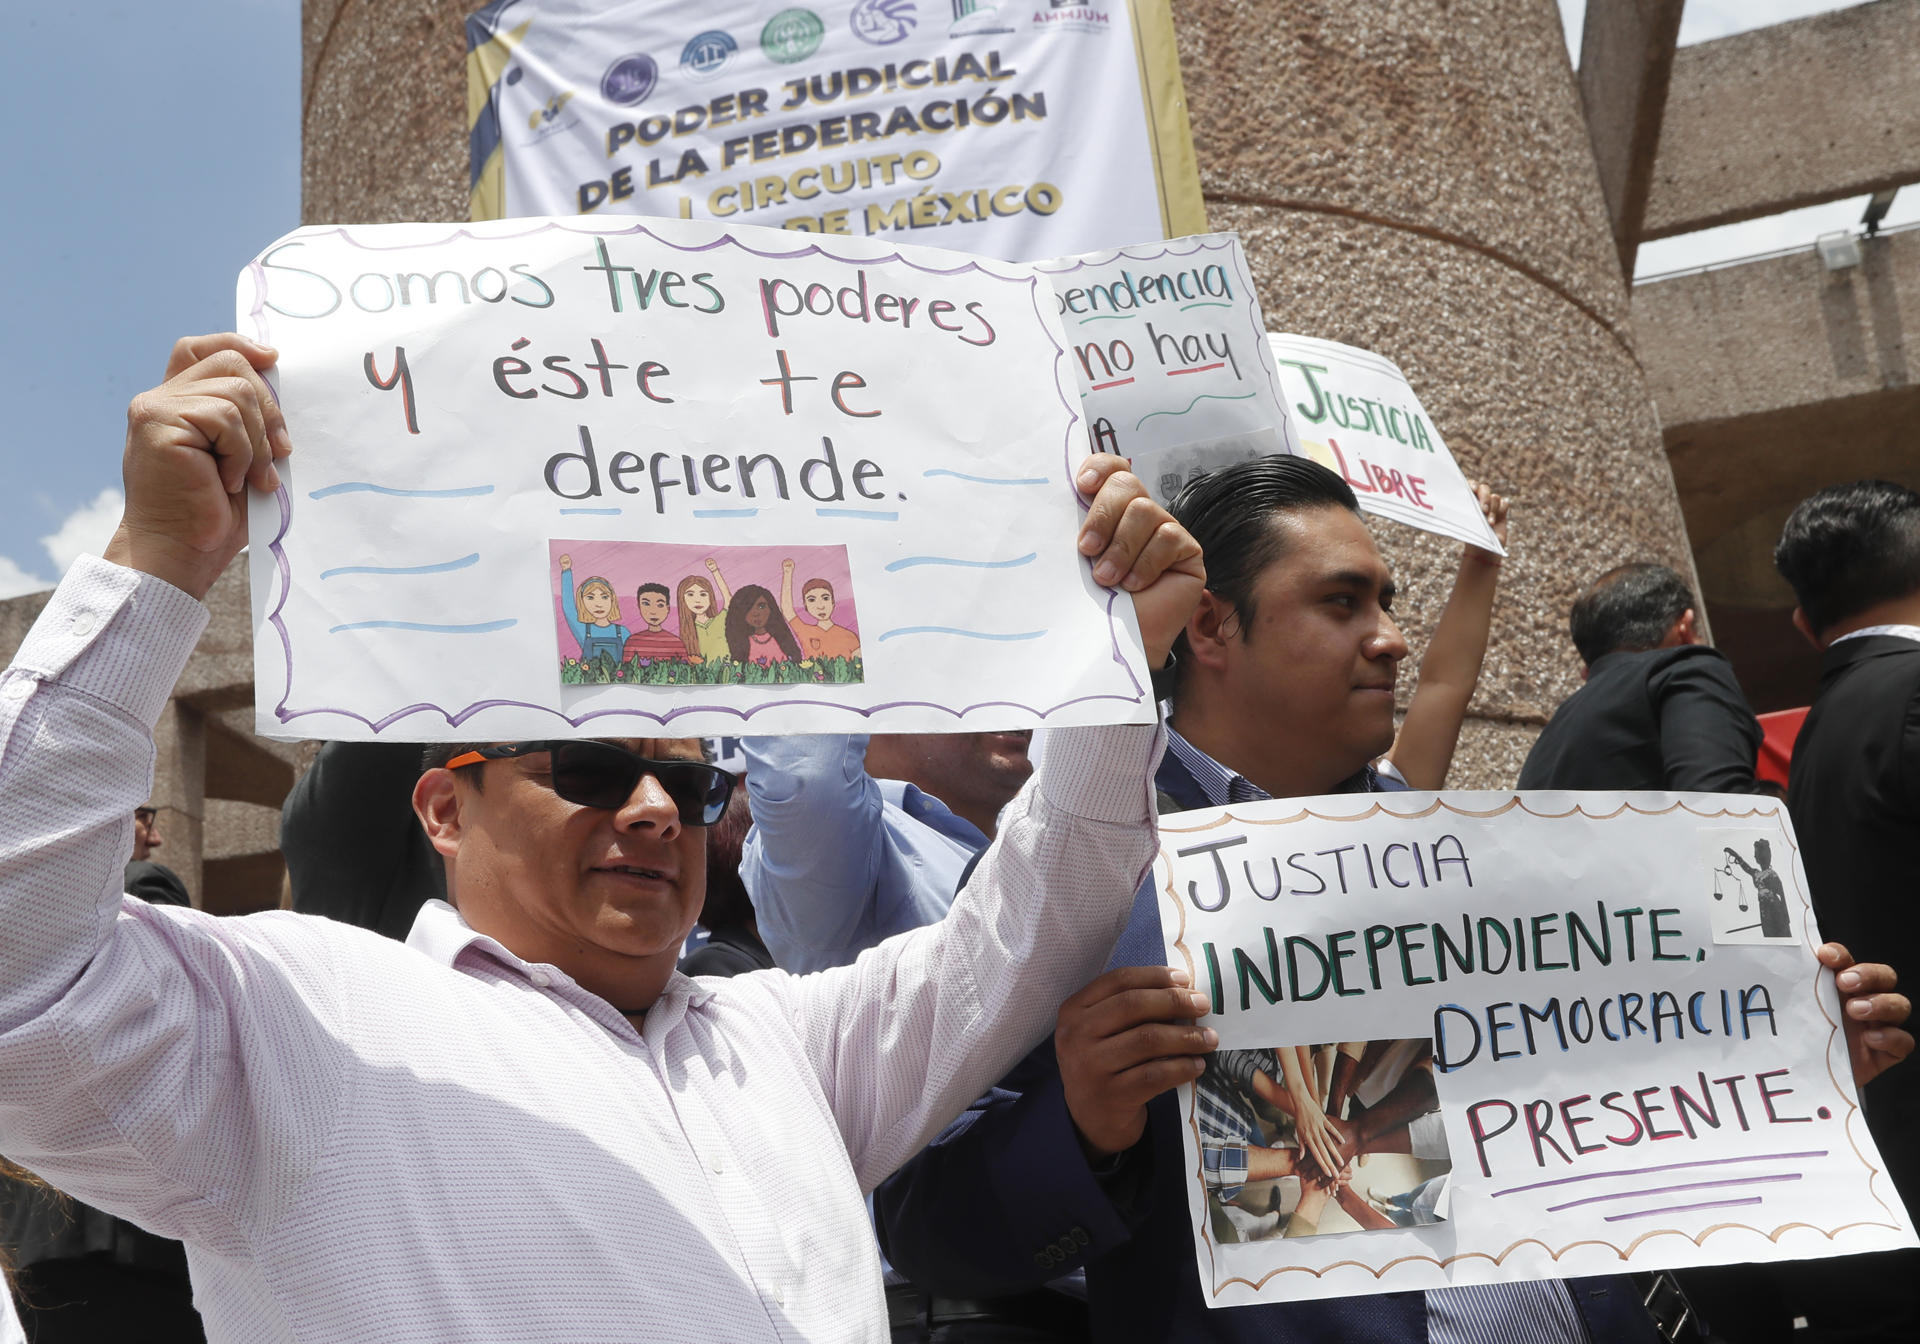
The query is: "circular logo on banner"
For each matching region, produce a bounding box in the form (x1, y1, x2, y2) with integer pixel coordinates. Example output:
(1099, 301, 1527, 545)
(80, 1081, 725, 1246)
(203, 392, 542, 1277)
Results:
(761, 9, 825, 64)
(850, 0, 917, 46)
(600, 53, 659, 106)
(680, 30, 738, 80)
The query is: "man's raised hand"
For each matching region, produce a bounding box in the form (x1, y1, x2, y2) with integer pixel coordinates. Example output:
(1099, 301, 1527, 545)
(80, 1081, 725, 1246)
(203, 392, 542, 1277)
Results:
(1074, 454, 1205, 670)
(105, 334, 288, 600)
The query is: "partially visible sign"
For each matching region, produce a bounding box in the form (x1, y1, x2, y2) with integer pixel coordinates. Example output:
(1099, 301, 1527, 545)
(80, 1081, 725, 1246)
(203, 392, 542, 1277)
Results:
(1038, 234, 1297, 501)
(466, 0, 1206, 260)
(1269, 333, 1502, 553)
(1154, 791, 1912, 1307)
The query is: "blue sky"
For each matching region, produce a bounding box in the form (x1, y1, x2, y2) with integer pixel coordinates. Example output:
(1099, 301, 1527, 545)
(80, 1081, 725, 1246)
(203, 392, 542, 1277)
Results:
(0, 1, 299, 595)
(0, 1, 1906, 595)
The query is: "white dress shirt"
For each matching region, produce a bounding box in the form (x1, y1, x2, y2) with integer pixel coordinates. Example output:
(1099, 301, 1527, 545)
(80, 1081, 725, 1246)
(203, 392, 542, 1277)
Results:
(0, 556, 1163, 1343)
(0, 1283, 22, 1344)
(1833, 623, 1920, 647)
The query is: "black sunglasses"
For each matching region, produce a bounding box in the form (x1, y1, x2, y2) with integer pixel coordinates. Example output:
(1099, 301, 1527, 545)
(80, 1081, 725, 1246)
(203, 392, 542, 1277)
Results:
(445, 741, 735, 825)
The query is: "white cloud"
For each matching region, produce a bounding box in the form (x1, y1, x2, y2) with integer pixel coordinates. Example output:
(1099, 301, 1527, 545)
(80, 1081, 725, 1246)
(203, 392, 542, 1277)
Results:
(1555, 1, 1909, 279)
(40, 488, 124, 578)
(0, 555, 53, 600)
(1560, 0, 1875, 61)
(1636, 191, 1920, 280)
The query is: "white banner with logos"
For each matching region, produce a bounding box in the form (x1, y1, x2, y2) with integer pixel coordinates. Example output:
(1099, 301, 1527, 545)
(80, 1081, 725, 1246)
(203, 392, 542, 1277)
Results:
(465, 0, 1205, 260)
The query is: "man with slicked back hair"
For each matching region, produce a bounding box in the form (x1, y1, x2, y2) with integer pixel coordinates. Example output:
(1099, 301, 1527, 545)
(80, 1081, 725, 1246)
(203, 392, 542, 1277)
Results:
(1518, 562, 1762, 793)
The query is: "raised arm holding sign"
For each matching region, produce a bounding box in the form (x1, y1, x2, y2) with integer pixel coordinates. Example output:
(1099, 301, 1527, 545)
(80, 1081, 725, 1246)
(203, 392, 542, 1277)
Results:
(873, 454, 1911, 1344)
(238, 217, 1171, 741)
(0, 297, 1203, 1342)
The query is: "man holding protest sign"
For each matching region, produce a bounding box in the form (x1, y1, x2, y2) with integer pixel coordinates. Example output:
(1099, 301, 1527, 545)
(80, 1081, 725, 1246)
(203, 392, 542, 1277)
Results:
(0, 333, 1204, 1344)
(875, 457, 1913, 1342)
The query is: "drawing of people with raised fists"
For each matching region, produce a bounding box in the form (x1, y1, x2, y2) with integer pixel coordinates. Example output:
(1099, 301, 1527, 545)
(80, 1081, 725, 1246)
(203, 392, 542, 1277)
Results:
(727, 583, 802, 671)
(677, 560, 732, 665)
(780, 557, 861, 663)
(621, 582, 688, 663)
(559, 555, 629, 667)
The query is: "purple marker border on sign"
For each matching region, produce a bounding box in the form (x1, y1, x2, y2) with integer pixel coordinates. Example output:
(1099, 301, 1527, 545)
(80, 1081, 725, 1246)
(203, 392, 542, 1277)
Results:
(246, 219, 1147, 734)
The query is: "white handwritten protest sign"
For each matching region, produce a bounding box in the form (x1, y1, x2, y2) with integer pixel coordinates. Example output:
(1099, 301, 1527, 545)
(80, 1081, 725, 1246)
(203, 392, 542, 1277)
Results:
(237, 216, 1155, 741)
(1269, 333, 1502, 553)
(465, 0, 1206, 259)
(1037, 234, 1296, 501)
(1155, 792, 1913, 1307)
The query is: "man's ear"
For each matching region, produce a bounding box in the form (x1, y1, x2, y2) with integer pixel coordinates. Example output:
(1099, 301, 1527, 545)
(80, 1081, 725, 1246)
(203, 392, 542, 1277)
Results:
(1790, 606, 1822, 650)
(1184, 589, 1236, 675)
(1670, 608, 1704, 647)
(413, 768, 466, 862)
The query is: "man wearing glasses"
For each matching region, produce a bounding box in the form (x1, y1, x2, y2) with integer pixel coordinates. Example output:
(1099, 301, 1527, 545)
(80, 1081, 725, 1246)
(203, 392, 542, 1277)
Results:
(125, 804, 192, 908)
(0, 334, 1206, 1344)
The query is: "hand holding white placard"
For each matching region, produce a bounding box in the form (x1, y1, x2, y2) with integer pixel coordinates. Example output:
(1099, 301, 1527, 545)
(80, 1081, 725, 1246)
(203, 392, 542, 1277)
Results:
(1155, 790, 1911, 1307)
(237, 216, 1161, 740)
(1269, 333, 1503, 553)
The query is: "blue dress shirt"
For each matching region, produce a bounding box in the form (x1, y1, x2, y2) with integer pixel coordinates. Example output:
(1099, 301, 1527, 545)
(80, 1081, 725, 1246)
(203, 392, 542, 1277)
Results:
(739, 733, 990, 973)
(876, 732, 1662, 1344)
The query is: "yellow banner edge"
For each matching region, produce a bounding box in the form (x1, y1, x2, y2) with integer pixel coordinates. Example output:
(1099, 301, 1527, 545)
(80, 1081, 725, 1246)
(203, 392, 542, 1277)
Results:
(1129, 0, 1208, 238)
(466, 18, 533, 222)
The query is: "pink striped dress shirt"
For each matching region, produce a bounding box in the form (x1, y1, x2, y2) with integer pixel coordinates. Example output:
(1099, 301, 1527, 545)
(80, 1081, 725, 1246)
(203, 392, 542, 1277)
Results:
(0, 557, 1163, 1343)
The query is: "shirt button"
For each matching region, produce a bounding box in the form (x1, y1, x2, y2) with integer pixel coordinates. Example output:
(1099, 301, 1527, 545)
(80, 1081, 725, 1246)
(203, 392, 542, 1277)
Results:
(2, 679, 29, 701)
(528, 970, 552, 988)
(709, 1153, 725, 1175)
(771, 1286, 785, 1308)
(70, 613, 96, 638)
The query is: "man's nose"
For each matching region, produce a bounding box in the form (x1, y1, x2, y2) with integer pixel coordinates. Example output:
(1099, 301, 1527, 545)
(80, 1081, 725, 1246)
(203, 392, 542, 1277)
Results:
(612, 772, 682, 836)
(1370, 612, 1410, 661)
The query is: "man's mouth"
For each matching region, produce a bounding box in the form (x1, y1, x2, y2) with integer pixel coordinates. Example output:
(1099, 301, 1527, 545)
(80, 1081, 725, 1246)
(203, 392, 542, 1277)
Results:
(594, 863, 674, 882)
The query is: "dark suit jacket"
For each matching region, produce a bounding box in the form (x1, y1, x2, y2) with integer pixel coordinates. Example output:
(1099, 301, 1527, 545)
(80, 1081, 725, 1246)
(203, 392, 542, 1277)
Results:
(874, 751, 1659, 1344)
(677, 925, 775, 978)
(281, 741, 446, 939)
(1786, 634, 1920, 1206)
(1518, 645, 1761, 793)
(124, 860, 190, 907)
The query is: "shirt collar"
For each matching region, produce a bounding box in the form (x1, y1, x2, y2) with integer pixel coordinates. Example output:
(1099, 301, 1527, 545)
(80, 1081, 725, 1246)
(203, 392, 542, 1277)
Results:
(1832, 624, 1920, 648)
(1164, 726, 1385, 805)
(1164, 725, 1266, 806)
(403, 900, 716, 1011)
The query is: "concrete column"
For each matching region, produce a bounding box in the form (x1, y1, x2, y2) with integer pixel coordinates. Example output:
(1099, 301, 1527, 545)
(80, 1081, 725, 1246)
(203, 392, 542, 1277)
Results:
(303, 0, 1699, 786)
(1576, 0, 1684, 274)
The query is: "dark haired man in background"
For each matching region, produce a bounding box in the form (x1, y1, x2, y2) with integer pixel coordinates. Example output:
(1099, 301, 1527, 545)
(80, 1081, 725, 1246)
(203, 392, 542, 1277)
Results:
(1772, 478, 1920, 1342)
(1518, 561, 1762, 793)
(125, 804, 192, 908)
